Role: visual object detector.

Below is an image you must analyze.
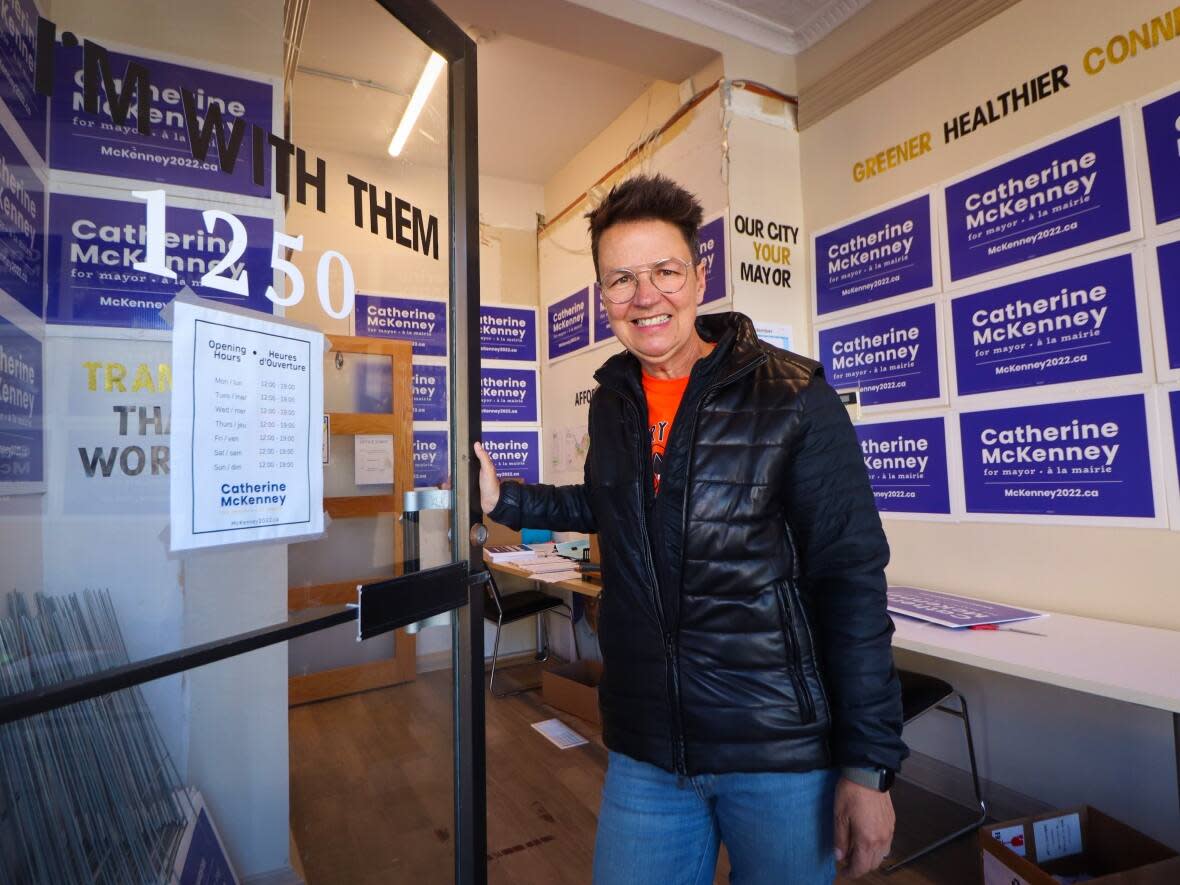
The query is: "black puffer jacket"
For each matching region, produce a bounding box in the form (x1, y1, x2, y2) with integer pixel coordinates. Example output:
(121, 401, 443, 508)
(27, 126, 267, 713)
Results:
(491, 312, 906, 776)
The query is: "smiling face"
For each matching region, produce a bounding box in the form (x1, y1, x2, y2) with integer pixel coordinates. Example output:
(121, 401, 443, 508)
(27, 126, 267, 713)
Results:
(598, 219, 708, 379)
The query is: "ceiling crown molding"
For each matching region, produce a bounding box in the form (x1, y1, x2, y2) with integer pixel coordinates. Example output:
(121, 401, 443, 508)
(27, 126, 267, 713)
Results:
(634, 0, 871, 55)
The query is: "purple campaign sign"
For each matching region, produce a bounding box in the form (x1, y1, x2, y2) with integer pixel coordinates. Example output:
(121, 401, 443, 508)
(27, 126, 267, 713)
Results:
(945, 117, 1132, 282)
(412, 364, 447, 422)
(0, 0, 46, 158)
(959, 394, 1155, 518)
(592, 282, 614, 344)
(0, 120, 45, 316)
(818, 302, 941, 407)
(46, 193, 273, 329)
(355, 295, 446, 356)
(1158, 240, 1180, 372)
(951, 253, 1143, 395)
(887, 586, 1040, 628)
(1142, 87, 1180, 227)
(698, 215, 727, 304)
(0, 314, 41, 484)
(547, 288, 589, 360)
(815, 195, 934, 315)
(481, 367, 537, 423)
(482, 429, 539, 483)
(480, 305, 536, 361)
(179, 809, 236, 885)
(50, 45, 273, 198)
(1170, 391, 1180, 499)
(413, 429, 449, 487)
(856, 417, 950, 515)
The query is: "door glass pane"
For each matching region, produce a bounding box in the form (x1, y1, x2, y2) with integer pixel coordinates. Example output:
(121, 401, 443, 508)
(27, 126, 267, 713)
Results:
(0, 0, 465, 881)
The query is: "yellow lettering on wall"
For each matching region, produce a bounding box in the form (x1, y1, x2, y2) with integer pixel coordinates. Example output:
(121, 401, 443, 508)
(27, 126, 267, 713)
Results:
(851, 131, 932, 183)
(106, 362, 126, 393)
(1084, 6, 1180, 75)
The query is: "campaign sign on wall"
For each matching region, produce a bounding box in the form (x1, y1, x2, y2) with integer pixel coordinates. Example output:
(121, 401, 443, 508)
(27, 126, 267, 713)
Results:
(355, 294, 446, 356)
(0, 0, 46, 159)
(480, 305, 536, 361)
(50, 45, 274, 198)
(817, 302, 942, 408)
(855, 416, 951, 516)
(46, 192, 273, 329)
(698, 214, 727, 305)
(959, 394, 1157, 521)
(413, 429, 448, 487)
(0, 314, 41, 488)
(950, 252, 1145, 397)
(482, 429, 540, 484)
(547, 288, 589, 360)
(0, 119, 45, 316)
(412, 364, 447, 422)
(943, 116, 1135, 285)
(814, 194, 936, 316)
(1168, 389, 1180, 531)
(481, 367, 537, 423)
(592, 283, 614, 344)
(1153, 239, 1180, 378)
(1140, 85, 1180, 229)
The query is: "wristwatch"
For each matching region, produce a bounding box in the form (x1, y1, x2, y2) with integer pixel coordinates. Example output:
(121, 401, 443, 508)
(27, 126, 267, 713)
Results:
(840, 766, 895, 792)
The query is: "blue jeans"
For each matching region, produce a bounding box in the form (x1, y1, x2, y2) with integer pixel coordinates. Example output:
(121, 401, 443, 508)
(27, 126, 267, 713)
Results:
(593, 752, 838, 885)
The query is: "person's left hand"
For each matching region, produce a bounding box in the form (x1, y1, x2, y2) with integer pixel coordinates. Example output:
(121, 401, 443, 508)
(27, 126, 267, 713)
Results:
(833, 776, 895, 878)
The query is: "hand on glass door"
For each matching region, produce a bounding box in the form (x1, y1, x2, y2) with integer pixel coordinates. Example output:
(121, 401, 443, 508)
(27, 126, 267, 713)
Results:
(473, 441, 501, 513)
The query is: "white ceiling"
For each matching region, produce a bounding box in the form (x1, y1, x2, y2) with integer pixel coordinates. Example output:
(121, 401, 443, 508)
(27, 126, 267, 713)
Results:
(632, 0, 873, 54)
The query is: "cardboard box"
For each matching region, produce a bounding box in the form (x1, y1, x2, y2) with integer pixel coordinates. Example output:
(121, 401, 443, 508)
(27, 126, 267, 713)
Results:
(980, 806, 1180, 884)
(542, 660, 602, 725)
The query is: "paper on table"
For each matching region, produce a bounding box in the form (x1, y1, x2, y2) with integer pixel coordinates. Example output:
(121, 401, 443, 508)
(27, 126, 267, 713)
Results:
(535, 570, 584, 583)
(888, 585, 1045, 628)
(511, 556, 582, 574)
(531, 718, 588, 749)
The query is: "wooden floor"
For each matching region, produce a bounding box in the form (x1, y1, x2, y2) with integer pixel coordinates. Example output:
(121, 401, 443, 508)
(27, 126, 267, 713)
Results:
(290, 662, 984, 884)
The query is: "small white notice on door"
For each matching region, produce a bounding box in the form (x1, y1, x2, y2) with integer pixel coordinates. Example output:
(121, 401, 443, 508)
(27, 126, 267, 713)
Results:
(1033, 812, 1083, 863)
(531, 718, 587, 749)
(354, 434, 394, 485)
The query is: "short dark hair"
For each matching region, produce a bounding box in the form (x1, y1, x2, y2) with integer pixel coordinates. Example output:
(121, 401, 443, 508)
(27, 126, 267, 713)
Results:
(586, 174, 703, 278)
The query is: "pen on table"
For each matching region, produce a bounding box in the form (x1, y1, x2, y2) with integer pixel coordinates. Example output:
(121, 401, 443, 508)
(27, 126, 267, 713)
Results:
(968, 623, 1047, 637)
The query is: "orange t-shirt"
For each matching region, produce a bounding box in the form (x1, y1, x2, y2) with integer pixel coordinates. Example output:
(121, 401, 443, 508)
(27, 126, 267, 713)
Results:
(642, 373, 690, 495)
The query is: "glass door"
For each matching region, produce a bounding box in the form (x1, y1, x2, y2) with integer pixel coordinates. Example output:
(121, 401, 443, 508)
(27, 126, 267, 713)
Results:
(0, 0, 484, 882)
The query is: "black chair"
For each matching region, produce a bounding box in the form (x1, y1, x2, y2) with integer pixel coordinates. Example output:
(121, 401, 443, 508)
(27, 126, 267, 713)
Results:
(884, 670, 988, 874)
(483, 570, 575, 697)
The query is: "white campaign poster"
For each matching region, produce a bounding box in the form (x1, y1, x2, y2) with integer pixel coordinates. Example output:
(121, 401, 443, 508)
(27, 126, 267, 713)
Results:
(170, 301, 323, 551)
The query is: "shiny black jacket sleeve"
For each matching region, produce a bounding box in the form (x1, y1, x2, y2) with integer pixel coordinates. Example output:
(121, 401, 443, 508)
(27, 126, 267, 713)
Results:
(486, 453, 597, 534)
(783, 375, 907, 773)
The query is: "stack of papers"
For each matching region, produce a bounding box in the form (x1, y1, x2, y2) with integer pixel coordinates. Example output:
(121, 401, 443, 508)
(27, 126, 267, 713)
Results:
(531, 718, 588, 749)
(484, 544, 535, 563)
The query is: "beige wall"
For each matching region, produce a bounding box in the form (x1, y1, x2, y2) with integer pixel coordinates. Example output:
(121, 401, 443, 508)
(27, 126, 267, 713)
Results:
(799, 0, 1180, 631)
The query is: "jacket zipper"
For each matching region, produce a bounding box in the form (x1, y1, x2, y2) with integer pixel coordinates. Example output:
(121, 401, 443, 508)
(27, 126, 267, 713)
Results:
(782, 524, 822, 723)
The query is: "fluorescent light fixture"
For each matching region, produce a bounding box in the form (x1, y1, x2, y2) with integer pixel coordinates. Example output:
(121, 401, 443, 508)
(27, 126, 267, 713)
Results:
(389, 52, 445, 157)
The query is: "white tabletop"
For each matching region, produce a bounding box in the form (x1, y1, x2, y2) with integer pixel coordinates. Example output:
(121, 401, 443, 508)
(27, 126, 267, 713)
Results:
(891, 611, 1180, 715)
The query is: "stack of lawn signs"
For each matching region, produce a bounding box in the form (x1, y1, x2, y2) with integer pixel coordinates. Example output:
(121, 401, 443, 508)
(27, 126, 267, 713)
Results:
(0, 590, 194, 884)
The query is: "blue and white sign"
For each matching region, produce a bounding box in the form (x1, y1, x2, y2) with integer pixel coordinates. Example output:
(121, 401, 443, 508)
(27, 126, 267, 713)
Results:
(814, 194, 936, 316)
(413, 429, 448, 487)
(412, 364, 447, 422)
(547, 288, 589, 360)
(959, 393, 1159, 522)
(817, 302, 942, 408)
(943, 115, 1136, 286)
(0, 119, 45, 316)
(950, 252, 1146, 397)
(698, 214, 727, 305)
(46, 192, 273, 329)
(482, 429, 540, 484)
(0, 313, 41, 488)
(355, 295, 446, 356)
(0, 0, 46, 159)
(1139, 85, 1180, 230)
(856, 416, 952, 517)
(592, 283, 614, 344)
(50, 45, 274, 198)
(1150, 238, 1180, 380)
(481, 367, 537, 423)
(178, 809, 236, 885)
(1167, 389, 1180, 531)
(480, 305, 536, 361)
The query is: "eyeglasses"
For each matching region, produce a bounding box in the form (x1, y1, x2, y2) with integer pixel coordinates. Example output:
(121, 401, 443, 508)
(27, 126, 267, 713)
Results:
(599, 257, 693, 304)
